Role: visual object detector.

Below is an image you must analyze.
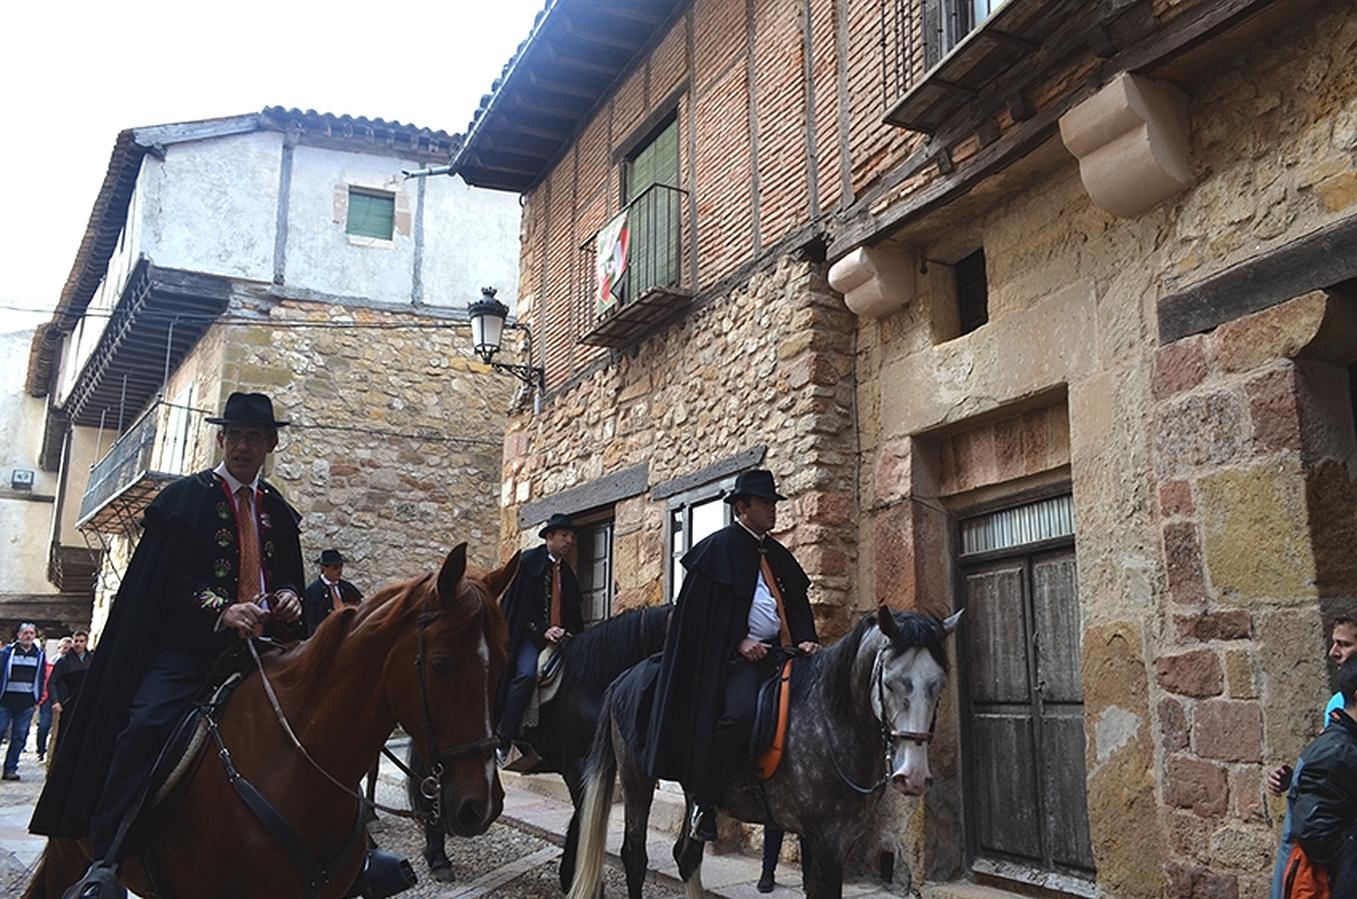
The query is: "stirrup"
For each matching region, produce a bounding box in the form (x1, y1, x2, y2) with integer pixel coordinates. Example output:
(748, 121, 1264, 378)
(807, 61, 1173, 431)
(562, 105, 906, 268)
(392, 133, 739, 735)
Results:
(61, 863, 127, 899)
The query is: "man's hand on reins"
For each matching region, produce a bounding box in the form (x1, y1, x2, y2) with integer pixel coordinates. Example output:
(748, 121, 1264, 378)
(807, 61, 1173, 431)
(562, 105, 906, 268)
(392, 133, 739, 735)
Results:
(544, 625, 567, 643)
(738, 638, 768, 661)
(797, 641, 821, 655)
(223, 602, 269, 639)
(271, 590, 302, 626)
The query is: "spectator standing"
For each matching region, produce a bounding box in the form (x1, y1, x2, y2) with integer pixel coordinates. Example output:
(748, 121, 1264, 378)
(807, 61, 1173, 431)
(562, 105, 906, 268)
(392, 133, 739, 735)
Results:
(1270, 616, 1357, 897)
(35, 636, 71, 763)
(47, 630, 93, 764)
(1279, 657, 1357, 897)
(0, 623, 46, 780)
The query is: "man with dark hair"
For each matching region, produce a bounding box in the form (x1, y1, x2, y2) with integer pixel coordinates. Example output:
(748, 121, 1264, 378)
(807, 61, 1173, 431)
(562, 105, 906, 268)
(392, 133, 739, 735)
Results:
(31, 392, 306, 895)
(645, 469, 820, 844)
(302, 549, 364, 637)
(1270, 615, 1357, 897)
(494, 513, 584, 758)
(0, 623, 45, 780)
(1280, 657, 1357, 896)
(48, 630, 93, 764)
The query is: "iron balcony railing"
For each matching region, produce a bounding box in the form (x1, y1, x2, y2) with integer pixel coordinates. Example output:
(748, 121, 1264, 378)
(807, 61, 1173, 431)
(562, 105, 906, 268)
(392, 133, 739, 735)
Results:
(575, 182, 691, 348)
(77, 399, 200, 526)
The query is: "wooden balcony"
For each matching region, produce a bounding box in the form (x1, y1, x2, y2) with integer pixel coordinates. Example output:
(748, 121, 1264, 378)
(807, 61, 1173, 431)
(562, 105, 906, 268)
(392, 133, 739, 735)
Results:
(77, 399, 202, 532)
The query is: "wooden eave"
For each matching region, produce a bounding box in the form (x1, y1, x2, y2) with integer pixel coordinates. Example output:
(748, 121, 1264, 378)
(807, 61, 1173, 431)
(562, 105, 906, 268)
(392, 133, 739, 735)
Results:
(453, 0, 687, 193)
(62, 258, 231, 429)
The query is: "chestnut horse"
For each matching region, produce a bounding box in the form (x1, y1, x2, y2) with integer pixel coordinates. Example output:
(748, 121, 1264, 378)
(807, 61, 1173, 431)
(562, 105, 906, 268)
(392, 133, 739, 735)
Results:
(25, 543, 516, 899)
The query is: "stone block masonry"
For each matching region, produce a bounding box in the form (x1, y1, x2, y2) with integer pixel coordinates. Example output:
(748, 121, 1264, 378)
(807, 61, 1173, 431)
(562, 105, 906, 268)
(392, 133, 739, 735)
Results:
(501, 256, 859, 634)
(223, 297, 516, 585)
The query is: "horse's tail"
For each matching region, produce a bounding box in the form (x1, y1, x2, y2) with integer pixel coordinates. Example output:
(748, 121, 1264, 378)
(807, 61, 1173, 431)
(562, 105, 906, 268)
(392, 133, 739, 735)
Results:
(566, 689, 619, 899)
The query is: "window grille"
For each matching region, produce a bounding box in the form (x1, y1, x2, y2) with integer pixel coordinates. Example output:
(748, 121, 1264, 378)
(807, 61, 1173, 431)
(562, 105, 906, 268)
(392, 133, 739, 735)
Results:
(960, 494, 1074, 556)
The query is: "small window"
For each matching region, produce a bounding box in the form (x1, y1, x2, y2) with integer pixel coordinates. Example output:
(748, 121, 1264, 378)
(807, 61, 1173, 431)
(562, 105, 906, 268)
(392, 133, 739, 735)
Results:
(346, 188, 395, 240)
(575, 519, 614, 627)
(955, 248, 988, 335)
(667, 485, 734, 602)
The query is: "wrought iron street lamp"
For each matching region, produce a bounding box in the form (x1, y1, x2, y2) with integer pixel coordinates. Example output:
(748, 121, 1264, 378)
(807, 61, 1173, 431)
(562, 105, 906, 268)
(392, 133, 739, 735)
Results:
(467, 287, 545, 410)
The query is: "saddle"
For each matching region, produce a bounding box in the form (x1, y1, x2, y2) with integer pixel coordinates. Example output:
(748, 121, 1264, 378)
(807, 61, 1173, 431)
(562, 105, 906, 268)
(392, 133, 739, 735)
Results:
(149, 671, 249, 807)
(749, 655, 797, 780)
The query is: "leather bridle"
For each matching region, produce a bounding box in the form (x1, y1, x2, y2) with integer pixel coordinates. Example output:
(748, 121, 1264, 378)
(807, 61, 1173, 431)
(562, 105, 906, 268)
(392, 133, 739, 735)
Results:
(247, 604, 497, 829)
(407, 612, 500, 824)
(828, 646, 936, 795)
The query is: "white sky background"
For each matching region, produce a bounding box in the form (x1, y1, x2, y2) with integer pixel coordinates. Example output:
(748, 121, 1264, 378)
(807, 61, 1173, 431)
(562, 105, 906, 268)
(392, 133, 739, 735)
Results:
(0, 0, 546, 335)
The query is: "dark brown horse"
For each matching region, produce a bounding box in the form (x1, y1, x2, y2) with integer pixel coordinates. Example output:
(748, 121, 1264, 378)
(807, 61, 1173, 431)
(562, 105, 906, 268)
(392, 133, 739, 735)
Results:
(25, 543, 516, 899)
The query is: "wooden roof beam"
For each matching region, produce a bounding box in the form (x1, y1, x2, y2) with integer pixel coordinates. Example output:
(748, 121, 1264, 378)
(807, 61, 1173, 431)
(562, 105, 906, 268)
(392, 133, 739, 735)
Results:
(560, 15, 648, 52)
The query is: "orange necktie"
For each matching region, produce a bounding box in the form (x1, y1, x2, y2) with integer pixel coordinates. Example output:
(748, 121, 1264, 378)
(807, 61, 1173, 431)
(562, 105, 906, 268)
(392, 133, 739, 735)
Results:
(550, 561, 563, 629)
(759, 552, 792, 646)
(236, 486, 262, 604)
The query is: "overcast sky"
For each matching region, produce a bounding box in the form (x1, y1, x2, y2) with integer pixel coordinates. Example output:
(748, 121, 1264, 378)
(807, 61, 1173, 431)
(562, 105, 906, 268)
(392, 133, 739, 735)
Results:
(0, 0, 546, 334)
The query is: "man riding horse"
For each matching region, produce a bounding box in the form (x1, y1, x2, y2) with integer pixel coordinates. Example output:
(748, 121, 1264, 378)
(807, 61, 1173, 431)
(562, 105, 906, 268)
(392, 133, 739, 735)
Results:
(644, 469, 820, 845)
(494, 513, 584, 762)
(31, 392, 307, 897)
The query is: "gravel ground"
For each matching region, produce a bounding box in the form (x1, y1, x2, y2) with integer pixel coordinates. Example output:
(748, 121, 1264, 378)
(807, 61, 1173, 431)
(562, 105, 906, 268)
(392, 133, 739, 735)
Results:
(367, 765, 688, 898)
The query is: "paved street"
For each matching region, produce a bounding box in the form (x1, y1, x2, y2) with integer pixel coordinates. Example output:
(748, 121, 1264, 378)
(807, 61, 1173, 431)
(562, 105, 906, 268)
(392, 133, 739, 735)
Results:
(0, 736, 844, 898)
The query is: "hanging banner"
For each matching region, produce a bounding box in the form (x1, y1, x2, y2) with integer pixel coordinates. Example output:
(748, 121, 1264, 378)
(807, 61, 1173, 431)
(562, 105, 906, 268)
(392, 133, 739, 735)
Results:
(594, 209, 629, 317)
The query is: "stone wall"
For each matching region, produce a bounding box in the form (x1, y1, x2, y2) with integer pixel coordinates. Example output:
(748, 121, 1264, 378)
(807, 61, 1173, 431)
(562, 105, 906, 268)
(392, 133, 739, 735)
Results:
(1150, 290, 1357, 897)
(501, 256, 859, 633)
(225, 296, 516, 587)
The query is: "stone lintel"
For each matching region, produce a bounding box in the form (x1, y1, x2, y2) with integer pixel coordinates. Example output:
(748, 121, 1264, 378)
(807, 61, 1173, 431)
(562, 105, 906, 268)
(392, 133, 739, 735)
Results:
(1059, 72, 1191, 218)
(650, 445, 768, 500)
(516, 463, 649, 528)
(827, 246, 918, 319)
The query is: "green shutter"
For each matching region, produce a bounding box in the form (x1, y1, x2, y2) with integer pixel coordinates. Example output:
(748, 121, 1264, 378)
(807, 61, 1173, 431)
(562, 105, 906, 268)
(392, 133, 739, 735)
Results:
(346, 189, 395, 240)
(624, 120, 681, 300)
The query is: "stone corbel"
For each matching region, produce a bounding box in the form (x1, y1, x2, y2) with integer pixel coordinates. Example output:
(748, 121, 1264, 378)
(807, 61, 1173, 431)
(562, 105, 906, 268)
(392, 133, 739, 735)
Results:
(1059, 72, 1192, 218)
(828, 246, 918, 319)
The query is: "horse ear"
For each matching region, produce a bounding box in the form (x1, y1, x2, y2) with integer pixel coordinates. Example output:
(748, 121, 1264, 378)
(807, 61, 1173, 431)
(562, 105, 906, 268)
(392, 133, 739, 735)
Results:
(942, 608, 964, 634)
(877, 604, 898, 640)
(484, 550, 522, 600)
(437, 543, 469, 602)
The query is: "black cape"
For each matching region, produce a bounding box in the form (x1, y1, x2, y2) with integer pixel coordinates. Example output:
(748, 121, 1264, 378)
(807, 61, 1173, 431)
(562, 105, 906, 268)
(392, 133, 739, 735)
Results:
(31, 470, 304, 838)
(493, 544, 584, 720)
(302, 577, 364, 637)
(642, 523, 814, 784)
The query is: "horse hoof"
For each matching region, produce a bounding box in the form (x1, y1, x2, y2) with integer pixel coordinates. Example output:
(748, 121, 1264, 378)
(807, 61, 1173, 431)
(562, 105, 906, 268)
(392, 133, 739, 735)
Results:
(430, 865, 456, 883)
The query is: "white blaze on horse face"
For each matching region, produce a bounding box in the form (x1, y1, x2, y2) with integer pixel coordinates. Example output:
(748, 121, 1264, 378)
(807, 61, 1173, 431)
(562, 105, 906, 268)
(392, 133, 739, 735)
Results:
(479, 634, 495, 786)
(874, 642, 946, 797)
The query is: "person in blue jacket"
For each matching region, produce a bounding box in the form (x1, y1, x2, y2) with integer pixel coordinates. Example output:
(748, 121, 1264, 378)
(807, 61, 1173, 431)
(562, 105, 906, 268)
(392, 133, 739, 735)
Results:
(0, 622, 46, 780)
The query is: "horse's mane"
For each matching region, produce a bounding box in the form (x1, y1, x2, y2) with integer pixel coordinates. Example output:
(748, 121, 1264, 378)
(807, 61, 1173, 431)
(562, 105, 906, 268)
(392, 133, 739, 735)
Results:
(819, 608, 951, 712)
(273, 569, 503, 694)
(560, 605, 671, 692)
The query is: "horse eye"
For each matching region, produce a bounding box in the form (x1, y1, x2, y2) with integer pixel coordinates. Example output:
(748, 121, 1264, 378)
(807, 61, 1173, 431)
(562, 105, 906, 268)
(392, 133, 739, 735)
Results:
(431, 657, 451, 675)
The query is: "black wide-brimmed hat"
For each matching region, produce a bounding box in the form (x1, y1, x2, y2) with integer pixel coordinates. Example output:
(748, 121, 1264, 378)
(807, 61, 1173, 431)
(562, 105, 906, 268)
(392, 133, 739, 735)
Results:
(206, 392, 290, 428)
(538, 513, 578, 538)
(315, 549, 347, 566)
(724, 469, 787, 504)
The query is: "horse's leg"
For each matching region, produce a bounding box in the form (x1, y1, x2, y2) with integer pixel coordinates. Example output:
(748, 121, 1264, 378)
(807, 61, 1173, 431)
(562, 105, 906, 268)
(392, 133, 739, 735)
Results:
(802, 840, 843, 899)
(559, 765, 586, 893)
(616, 744, 656, 899)
(406, 741, 454, 882)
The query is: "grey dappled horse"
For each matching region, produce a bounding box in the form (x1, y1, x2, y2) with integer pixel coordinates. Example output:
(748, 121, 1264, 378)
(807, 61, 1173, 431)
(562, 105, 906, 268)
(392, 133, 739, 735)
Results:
(568, 606, 962, 899)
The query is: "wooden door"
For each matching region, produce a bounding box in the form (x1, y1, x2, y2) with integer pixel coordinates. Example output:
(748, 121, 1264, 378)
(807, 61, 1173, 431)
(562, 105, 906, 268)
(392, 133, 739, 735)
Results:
(960, 545, 1094, 880)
